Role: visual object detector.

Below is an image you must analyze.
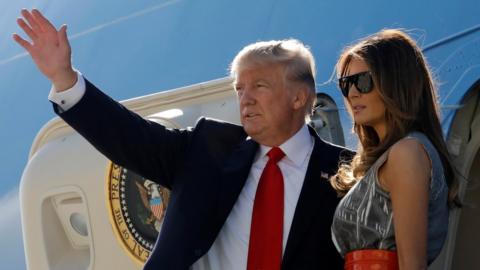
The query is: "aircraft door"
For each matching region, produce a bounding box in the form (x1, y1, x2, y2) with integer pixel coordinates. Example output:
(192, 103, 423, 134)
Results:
(310, 93, 346, 146)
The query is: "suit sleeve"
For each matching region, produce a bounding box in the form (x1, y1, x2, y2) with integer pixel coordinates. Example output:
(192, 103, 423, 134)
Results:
(53, 78, 192, 189)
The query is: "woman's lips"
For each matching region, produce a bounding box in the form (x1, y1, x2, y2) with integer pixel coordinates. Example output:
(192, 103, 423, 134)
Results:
(352, 105, 366, 114)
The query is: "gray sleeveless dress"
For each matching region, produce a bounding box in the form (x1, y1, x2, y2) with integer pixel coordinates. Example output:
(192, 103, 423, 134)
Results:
(331, 132, 449, 264)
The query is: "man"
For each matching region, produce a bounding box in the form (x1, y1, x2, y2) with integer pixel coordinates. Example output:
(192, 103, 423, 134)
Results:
(14, 9, 352, 270)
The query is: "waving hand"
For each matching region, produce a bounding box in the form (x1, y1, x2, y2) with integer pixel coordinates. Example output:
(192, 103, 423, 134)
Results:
(13, 9, 77, 91)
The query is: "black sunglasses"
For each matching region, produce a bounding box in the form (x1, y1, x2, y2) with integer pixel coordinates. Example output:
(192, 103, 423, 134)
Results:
(338, 71, 374, 97)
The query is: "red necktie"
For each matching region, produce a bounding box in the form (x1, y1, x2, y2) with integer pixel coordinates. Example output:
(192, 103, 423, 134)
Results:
(247, 147, 285, 270)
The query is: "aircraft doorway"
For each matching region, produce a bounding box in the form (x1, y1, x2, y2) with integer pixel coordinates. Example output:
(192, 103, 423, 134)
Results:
(451, 150, 480, 269)
(445, 81, 480, 269)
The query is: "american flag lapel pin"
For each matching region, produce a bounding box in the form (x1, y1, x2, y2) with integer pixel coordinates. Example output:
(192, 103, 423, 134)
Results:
(321, 172, 329, 179)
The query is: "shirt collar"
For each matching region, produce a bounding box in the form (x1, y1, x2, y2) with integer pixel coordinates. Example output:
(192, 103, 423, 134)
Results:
(257, 125, 313, 167)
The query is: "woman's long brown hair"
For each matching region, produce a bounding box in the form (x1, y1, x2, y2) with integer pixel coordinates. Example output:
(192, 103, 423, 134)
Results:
(331, 29, 460, 207)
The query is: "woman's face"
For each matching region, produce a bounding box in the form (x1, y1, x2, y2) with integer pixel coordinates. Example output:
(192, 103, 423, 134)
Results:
(342, 58, 387, 137)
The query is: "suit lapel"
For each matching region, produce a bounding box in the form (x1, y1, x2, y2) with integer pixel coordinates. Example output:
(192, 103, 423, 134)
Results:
(282, 126, 333, 266)
(214, 128, 336, 266)
(216, 138, 259, 225)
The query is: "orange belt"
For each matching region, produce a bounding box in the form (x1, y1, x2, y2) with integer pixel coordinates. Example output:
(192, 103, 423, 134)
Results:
(345, 249, 398, 270)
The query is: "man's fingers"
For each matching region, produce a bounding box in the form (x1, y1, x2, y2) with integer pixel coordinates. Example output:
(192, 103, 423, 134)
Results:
(12, 33, 33, 53)
(32, 9, 57, 32)
(58, 24, 70, 49)
(21, 9, 42, 33)
(17, 18, 38, 41)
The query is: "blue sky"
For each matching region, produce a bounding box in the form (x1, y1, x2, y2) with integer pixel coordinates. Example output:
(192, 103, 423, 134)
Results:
(0, 1, 478, 269)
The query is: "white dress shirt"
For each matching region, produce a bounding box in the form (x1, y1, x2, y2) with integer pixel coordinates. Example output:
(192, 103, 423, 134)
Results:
(49, 72, 315, 270)
(48, 70, 85, 111)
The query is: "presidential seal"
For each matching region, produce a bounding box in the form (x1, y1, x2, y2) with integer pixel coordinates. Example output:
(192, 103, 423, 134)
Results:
(106, 162, 170, 265)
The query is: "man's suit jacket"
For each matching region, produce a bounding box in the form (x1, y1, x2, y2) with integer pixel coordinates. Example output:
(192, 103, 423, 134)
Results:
(55, 79, 353, 270)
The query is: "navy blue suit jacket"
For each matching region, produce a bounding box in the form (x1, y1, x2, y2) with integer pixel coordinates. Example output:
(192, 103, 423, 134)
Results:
(55, 79, 353, 270)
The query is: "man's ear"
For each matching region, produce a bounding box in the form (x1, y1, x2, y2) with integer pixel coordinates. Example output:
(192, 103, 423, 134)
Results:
(292, 85, 309, 110)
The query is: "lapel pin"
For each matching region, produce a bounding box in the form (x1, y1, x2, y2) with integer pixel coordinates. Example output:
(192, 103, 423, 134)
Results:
(321, 172, 329, 179)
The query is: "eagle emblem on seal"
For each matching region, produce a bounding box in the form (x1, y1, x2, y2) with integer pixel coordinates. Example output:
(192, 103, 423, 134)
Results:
(106, 162, 170, 264)
(136, 180, 167, 232)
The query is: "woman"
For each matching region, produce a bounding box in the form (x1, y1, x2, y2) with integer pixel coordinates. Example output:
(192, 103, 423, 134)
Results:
(330, 29, 460, 270)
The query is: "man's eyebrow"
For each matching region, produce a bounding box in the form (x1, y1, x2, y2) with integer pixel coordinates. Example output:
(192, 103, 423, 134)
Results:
(255, 79, 272, 85)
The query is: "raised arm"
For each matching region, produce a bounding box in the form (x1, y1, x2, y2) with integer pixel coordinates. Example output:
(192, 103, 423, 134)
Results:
(12, 9, 193, 189)
(13, 9, 76, 91)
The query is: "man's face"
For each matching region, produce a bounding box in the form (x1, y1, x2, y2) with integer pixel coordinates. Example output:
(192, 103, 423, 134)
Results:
(234, 63, 305, 146)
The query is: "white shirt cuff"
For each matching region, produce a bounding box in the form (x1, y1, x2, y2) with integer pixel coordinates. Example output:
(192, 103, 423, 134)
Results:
(48, 70, 86, 111)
